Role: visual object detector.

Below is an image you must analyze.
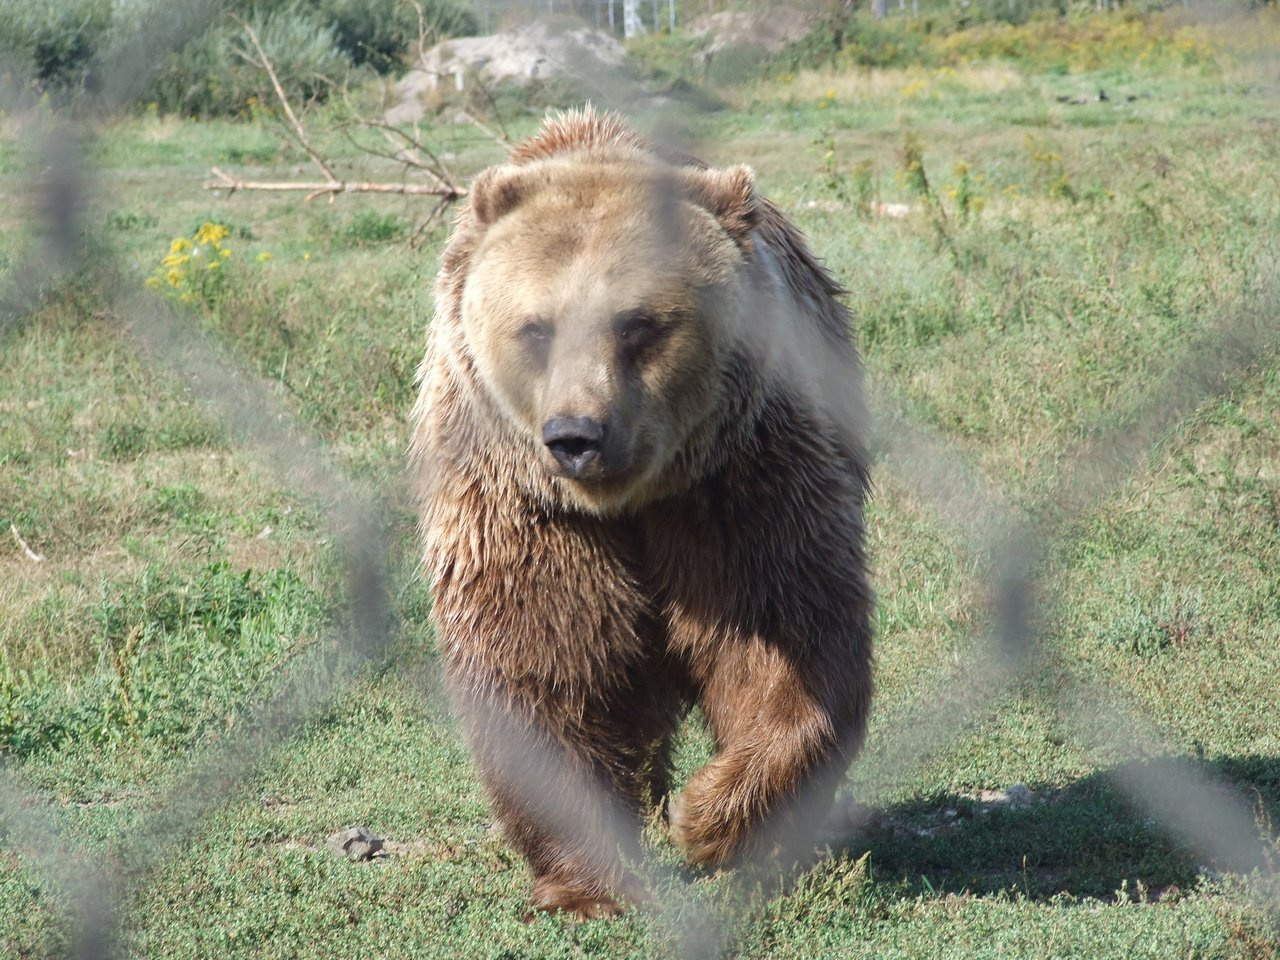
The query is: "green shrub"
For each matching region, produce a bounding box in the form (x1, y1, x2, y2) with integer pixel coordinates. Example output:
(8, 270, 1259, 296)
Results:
(139, 5, 350, 117)
(343, 209, 408, 246)
(314, 0, 476, 73)
(0, 0, 112, 90)
(0, 0, 474, 115)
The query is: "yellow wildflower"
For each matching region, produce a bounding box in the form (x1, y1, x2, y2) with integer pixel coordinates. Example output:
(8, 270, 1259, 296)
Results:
(169, 237, 192, 254)
(166, 268, 184, 287)
(195, 222, 230, 246)
(901, 77, 929, 100)
(161, 252, 190, 268)
(256, 251, 272, 262)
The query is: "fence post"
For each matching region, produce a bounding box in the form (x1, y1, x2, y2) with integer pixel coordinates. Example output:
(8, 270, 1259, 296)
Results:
(624, 0, 645, 38)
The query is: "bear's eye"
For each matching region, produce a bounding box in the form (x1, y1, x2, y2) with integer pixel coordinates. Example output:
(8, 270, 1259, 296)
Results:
(615, 310, 662, 354)
(517, 319, 552, 348)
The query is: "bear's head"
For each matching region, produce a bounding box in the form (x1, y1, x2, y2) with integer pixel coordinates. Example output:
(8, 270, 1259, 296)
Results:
(458, 155, 760, 515)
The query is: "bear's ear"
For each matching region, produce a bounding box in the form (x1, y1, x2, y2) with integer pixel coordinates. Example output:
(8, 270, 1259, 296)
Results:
(468, 164, 536, 228)
(681, 165, 760, 246)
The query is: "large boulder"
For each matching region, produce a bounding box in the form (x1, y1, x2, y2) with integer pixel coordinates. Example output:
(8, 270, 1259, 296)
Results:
(688, 9, 816, 58)
(386, 21, 627, 124)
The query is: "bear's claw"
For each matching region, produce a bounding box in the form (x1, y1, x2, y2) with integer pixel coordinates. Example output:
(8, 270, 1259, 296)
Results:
(530, 875, 651, 921)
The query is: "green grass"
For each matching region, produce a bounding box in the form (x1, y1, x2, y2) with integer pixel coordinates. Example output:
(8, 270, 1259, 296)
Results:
(3, 8, 1280, 958)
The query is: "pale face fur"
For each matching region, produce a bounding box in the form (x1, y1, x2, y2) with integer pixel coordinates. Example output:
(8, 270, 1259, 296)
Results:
(459, 159, 750, 514)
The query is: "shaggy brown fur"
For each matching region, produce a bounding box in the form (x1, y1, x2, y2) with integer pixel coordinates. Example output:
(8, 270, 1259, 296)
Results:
(410, 108, 873, 919)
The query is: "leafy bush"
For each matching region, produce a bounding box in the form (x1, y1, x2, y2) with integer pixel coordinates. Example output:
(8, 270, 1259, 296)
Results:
(238, 0, 476, 70)
(0, 0, 111, 91)
(342, 209, 408, 245)
(315, 0, 476, 73)
(0, 0, 476, 115)
(139, 5, 350, 117)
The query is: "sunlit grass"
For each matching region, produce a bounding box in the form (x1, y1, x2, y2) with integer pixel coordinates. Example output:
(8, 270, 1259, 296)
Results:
(2, 8, 1279, 957)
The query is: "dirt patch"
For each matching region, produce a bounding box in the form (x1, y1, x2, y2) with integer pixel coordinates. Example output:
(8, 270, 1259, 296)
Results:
(69, 790, 142, 809)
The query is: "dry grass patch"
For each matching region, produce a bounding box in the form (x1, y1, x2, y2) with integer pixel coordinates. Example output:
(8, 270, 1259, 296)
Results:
(756, 62, 1025, 105)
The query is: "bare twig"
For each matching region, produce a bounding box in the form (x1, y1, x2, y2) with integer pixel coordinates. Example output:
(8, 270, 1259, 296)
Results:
(405, 0, 434, 64)
(10, 523, 45, 563)
(460, 69, 511, 143)
(335, 105, 457, 192)
(408, 194, 454, 247)
(456, 106, 509, 146)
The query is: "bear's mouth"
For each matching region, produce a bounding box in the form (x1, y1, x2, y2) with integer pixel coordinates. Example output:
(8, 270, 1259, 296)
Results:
(542, 449, 629, 483)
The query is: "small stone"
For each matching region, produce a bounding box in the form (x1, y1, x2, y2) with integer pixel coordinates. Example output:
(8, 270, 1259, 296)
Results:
(1005, 783, 1034, 807)
(327, 825, 384, 861)
(817, 796, 878, 844)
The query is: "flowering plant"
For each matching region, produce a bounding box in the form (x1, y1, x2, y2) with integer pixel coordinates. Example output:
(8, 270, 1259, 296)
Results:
(145, 222, 240, 306)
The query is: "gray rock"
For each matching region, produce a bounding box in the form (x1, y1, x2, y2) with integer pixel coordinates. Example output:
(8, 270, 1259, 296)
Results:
(1005, 783, 1034, 807)
(327, 825, 385, 861)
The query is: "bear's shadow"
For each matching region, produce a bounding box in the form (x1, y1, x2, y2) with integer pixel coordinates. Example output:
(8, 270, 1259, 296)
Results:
(824, 754, 1280, 903)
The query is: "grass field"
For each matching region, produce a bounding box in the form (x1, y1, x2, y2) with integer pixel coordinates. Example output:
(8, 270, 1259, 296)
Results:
(2, 8, 1280, 958)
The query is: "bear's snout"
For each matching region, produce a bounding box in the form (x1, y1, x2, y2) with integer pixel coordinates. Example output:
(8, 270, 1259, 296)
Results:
(542, 416, 606, 478)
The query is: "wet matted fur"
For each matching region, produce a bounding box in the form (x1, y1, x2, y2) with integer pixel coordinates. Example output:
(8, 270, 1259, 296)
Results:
(410, 108, 873, 919)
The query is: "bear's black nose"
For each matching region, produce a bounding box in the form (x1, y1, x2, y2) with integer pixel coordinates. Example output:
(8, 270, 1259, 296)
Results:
(542, 416, 605, 477)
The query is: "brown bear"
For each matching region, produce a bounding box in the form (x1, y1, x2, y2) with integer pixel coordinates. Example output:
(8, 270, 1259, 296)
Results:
(410, 108, 873, 919)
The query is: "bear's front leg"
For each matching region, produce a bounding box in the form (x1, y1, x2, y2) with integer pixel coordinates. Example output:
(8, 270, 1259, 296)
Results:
(428, 493, 677, 917)
(669, 642, 870, 868)
(459, 690, 661, 919)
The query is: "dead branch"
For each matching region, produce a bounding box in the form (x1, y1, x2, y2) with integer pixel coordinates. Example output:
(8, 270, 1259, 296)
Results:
(408, 194, 455, 249)
(209, 17, 470, 211)
(209, 8, 510, 227)
(10, 524, 44, 563)
(204, 166, 463, 200)
(335, 92, 459, 193)
(401, 0, 507, 144)
(406, 0, 434, 65)
(456, 106, 508, 146)
(233, 15, 339, 184)
(460, 69, 511, 144)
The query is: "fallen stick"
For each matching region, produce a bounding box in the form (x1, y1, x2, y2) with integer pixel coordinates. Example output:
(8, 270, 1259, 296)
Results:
(204, 166, 465, 200)
(10, 524, 44, 563)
